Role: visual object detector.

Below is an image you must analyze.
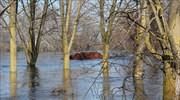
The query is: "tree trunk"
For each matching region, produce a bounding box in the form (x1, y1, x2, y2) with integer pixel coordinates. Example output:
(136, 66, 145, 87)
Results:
(63, 48, 70, 69)
(9, 0, 17, 72)
(59, 0, 83, 70)
(148, 0, 177, 99)
(168, 0, 180, 99)
(26, 0, 36, 67)
(100, 0, 117, 75)
(60, 0, 72, 70)
(63, 69, 70, 100)
(102, 44, 109, 76)
(26, 54, 37, 67)
(133, 0, 146, 81)
(163, 61, 176, 100)
(133, 0, 147, 99)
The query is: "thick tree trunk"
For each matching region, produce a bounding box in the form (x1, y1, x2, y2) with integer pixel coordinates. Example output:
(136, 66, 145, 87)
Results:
(26, 55, 37, 67)
(9, 0, 17, 97)
(102, 44, 109, 76)
(163, 35, 175, 100)
(163, 61, 176, 100)
(9, 0, 17, 72)
(26, 0, 36, 67)
(27, 66, 39, 88)
(133, 0, 147, 99)
(63, 50, 70, 70)
(148, 0, 178, 99)
(62, 0, 71, 70)
(168, 0, 180, 98)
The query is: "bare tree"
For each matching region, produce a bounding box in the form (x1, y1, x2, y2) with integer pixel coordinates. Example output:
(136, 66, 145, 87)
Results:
(167, 0, 180, 98)
(99, 0, 117, 77)
(146, 0, 180, 99)
(133, 0, 147, 99)
(17, 0, 48, 66)
(59, 0, 85, 69)
(0, 0, 14, 16)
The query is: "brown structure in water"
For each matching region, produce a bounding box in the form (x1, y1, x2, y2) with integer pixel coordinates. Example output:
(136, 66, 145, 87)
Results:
(70, 52, 103, 60)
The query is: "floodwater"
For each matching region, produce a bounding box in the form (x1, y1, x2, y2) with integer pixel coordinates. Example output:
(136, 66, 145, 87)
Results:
(0, 52, 163, 100)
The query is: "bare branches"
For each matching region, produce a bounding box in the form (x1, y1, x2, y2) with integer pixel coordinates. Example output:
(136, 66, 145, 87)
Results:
(36, 0, 49, 53)
(68, 0, 84, 51)
(0, 0, 14, 16)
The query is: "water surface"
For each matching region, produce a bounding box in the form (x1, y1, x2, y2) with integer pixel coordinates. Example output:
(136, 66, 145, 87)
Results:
(0, 52, 162, 100)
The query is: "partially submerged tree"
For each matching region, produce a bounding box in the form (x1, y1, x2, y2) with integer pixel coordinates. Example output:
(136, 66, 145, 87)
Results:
(59, 0, 85, 69)
(99, 0, 117, 76)
(8, 1, 18, 97)
(146, 0, 180, 99)
(167, 0, 180, 98)
(10, 72, 17, 97)
(17, 0, 48, 66)
(9, 0, 17, 72)
(133, 0, 147, 99)
(133, 0, 147, 79)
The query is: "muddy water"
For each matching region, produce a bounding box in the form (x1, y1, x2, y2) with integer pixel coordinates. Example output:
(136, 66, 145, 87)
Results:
(0, 52, 162, 100)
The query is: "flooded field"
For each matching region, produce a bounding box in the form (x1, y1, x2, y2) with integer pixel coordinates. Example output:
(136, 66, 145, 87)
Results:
(0, 52, 163, 100)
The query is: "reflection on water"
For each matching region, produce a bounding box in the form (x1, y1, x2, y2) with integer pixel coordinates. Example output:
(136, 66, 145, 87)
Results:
(0, 52, 163, 100)
(134, 78, 147, 100)
(26, 66, 40, 100)
(27, 66, 40, 87)
(10, 72, 17, 98)
(51, 69, 76, 100)
(102, 71, 111, 100)
(63, 69, 70, 100)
